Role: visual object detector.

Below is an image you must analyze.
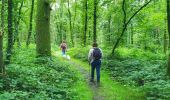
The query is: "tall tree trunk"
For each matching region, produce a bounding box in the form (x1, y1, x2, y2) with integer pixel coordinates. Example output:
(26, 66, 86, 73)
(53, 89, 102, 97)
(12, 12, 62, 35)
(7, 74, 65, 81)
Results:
(73, 0, 77, 45)
(36, 0, 51, 57)
(0, 0, 5, 73)
(83, 0, 88, 46)
(68, 0, 74, 46)
(13, 1, 23, 47)
(164, 18, 168, 54)
(6, 0, 13, 64)
(93, 0, 97, 42)
(167, 0, 170, 76)
(131, 23, 133, 44)
(73, 0, 77, 30)
(26, 0, 35, 46)
(60, 1, 63, 42)
(108, 15, 111, 43)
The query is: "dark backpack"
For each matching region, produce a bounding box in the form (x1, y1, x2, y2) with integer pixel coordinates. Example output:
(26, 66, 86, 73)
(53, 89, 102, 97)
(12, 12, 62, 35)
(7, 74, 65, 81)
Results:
(93, 48, 102, 60)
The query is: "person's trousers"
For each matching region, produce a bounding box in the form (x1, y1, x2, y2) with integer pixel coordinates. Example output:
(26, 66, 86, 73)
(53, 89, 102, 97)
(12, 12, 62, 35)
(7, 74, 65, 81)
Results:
(62, 50, 66, 55)
(91, 60, 101, 82)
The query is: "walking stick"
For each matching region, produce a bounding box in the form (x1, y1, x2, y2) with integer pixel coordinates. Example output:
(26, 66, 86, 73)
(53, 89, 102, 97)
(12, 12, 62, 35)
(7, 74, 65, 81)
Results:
(89, 62, 91, 80)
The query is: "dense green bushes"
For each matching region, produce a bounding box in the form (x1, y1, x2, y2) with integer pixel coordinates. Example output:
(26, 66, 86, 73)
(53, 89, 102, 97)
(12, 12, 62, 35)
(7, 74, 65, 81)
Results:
(0, 46, 82, 100)
(68, 47, 170, 99)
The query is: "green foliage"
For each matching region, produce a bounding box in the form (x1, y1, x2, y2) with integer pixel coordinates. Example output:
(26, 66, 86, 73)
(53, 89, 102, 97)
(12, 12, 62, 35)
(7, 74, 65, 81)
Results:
(67, 47, 91, 62)
(0, 46, 85, 100)
(68, 47, 170, 99)
(115, 47, 166, 60)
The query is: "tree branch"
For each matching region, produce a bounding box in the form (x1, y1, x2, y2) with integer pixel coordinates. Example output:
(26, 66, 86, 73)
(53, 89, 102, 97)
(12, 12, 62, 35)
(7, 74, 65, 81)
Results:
(111, 0, 153, 54)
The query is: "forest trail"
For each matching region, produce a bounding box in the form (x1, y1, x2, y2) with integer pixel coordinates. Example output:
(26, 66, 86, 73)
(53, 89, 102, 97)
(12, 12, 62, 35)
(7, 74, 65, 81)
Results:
(54, 51, 145, 100)
(67, 59, 106, 100)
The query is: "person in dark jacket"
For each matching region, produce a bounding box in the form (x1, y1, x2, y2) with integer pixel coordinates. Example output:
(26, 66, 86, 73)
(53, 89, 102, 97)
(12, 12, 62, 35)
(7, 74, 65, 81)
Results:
(88, 42, 103, 86)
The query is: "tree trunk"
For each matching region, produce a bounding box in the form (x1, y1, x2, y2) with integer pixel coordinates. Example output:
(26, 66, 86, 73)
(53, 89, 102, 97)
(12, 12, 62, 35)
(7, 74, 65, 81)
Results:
(36, 0, 51, 57)
(93, 0, 97, 42)
(68, 0, 74, 46)
(26, 0, 35, 47)
(72, 0, 77, 45)
(60, 1, 63, 43)
(108, 15, 111, 43)
(13, 1, 23, 47)
(6, 0, 13, 64)
(167, 0, 170, 76)
(0, 0, 5, 73)
(164, 19, 168, 54)
(72, 0, 77, 30)
(131, 23, 133, 44)
(83, 0, 88, 46)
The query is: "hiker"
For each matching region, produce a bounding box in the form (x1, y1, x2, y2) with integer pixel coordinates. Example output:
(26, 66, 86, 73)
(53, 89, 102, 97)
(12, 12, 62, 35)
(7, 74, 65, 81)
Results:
(60, 40, 67, 55)
(88, 42, 103, 86)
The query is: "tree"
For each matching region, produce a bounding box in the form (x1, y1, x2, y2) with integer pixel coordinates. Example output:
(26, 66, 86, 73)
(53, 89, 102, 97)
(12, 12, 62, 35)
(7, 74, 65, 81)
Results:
(83, 0, 88, 46)
(72, 0, 77, 45)
(167, 0, 170, 76)
(6, 0, 13, 64)
(164, 18, 168, 54)
(27, 0, 35, 46)
(67, 0, 74, 46)
(13, 0, 24, 47)
(93, 0, 97, 42)
(0, 0, 5, 73)
(36, 0, 51, 57)
(111, 0, 153, 54)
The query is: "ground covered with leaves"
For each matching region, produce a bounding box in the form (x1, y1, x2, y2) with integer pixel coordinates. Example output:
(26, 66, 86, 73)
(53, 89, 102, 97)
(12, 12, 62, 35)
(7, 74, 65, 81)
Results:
(68, 47, 170, 100)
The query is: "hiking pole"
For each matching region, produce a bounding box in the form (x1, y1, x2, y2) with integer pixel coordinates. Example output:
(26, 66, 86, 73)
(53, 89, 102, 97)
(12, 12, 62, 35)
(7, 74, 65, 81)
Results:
(89, 62, 91, 80)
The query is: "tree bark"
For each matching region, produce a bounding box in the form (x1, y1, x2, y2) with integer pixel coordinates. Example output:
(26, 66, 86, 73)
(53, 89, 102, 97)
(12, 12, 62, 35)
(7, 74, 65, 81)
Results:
(60, 1, 63, 42)
(72, 0, 77, 45)
(36, 0, 51, 57)
(13, 1, 23, 47)
(6, 0, 13, 64)
(68, 0, 74, 46)
(0, 0, 5, 73)
(164, 19, 168, 54)
(167, 0, 170, 76)
(83, 0, 88, 46)
(72, 0, 77, 30)
(108, 15, 111, 43)
(131, 23, 133, 44)
(93, 0, 97, 42)
(26, 0, 35, 46)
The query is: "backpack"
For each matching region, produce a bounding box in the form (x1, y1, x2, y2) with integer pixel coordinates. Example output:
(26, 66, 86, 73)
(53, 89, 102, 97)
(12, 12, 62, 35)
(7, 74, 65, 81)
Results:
(93, 48, 102, 60)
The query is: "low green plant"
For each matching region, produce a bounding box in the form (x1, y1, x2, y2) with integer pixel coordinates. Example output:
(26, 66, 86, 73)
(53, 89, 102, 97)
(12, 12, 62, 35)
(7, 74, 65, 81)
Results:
(68, 46, 170, 99)
(0, 45, 89, 99)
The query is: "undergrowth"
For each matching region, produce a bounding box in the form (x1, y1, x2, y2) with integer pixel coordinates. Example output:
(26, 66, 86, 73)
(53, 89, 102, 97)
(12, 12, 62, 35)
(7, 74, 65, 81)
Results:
(0, 45, 87, 100)
(68, 46, 170, 100)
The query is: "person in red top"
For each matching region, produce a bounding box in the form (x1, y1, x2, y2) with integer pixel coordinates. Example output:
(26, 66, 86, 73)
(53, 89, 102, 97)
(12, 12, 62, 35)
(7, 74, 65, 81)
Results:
(60, 40, 67, 55)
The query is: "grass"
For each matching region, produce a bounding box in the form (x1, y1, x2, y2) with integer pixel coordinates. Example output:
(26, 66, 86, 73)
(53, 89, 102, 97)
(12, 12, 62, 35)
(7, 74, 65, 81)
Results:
(67, 46, 170, 99)
(53, 51, 93, 100)
(69, 57, 145, 100)
(0, 45, 93, 100)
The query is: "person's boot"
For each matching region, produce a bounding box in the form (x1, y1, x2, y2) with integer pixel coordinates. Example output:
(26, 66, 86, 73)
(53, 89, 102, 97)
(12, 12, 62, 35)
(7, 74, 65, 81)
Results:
(90, 79, 94, 83)
(96, 81, 100, 87)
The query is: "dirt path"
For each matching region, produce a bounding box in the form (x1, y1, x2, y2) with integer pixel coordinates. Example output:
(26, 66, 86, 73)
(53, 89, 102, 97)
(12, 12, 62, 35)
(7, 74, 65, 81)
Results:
(54, 51, 145, 100)
(54, 51, 106, 100)
(68, 61, 106, 100)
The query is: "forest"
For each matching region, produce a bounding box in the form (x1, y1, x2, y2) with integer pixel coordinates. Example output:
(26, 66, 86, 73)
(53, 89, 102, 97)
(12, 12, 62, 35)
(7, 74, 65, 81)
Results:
(0, 0, 170, 99)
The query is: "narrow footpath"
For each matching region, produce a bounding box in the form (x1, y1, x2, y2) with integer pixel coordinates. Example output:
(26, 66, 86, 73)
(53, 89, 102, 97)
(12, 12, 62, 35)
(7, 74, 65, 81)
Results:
(55, 51, 145, 100)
